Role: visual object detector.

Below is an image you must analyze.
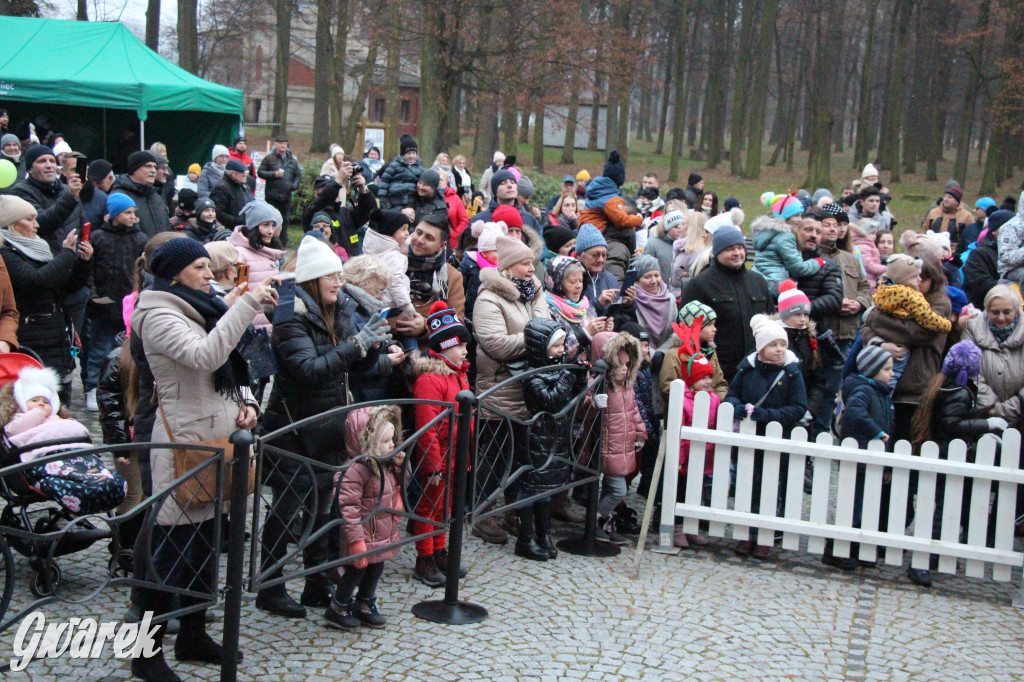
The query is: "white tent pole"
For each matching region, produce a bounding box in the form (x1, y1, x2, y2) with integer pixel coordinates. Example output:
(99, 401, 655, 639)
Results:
(139, 118, 145, 150)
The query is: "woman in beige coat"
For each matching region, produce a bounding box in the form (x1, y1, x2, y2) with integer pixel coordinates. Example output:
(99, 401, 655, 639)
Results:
(966, 285, 1024, 425)
(471, 234, 551, 543)
(129, 238, 275, 682)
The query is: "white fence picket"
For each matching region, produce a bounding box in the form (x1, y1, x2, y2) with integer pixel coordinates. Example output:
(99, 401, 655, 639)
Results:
(782, 427, 808, 551)
(807, 432, 833, 555)
(833, 438, 860, 559)
(682, 391, 711, 536)
(658, 378, 686, 551)
(885, 439, 913, 566)
(911, 441, 940, 570)
(758, 421, 784, 543)
(938, 440, 968, 575)
(859, 439, 886, 564)
(966, 436, 997, 578)
(732, 417, 757, 542)
(993, 428, 1020, 582)
(708, 401, 735, 538)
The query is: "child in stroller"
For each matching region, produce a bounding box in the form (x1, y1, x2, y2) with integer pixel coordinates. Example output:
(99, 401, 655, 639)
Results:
(3, 366, 126, 514)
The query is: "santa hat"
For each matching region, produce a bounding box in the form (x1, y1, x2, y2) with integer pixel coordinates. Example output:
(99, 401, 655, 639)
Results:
(427, 300, 471, 353)
(13, 366, 61, 414)
(777, 280, 811, 321)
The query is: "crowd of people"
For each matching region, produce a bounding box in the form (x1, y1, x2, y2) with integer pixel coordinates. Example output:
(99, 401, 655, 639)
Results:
(1, 114, 1024, 680)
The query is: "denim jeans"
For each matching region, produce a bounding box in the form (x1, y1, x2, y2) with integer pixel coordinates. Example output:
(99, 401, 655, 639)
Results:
(83, 313, 125, 392)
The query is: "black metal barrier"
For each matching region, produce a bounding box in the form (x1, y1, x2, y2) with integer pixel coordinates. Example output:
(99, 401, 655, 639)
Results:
(471, 361, 615, 557)
(0, 439, 238, 673)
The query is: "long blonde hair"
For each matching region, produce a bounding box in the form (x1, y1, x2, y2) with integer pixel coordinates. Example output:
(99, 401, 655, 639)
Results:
(684, 211, 708, 254)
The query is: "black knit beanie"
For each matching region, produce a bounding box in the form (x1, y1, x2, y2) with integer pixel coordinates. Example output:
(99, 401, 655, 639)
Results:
(150, 238, 211, 280)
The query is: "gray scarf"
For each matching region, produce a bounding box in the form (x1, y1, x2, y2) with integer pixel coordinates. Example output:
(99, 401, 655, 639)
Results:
(2, 228, 54, 262)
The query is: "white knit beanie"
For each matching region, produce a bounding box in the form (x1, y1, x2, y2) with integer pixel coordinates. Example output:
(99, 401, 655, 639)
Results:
(862, 163, 879, 180)
(294, 235, 343, 284)
(750, 314, 788, 353)
(473, 221, 507, 253)
(0, 195, 36, 229)
(211, 144, 230, 161)
(13, 366, 61, 414)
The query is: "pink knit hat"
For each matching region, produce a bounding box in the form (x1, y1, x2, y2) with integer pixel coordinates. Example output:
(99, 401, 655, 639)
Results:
(777, 279, 811, 321)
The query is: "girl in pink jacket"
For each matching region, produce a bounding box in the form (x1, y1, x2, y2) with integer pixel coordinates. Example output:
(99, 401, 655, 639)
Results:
(590, 331, 647, 544)
(326, 405, 405, 631)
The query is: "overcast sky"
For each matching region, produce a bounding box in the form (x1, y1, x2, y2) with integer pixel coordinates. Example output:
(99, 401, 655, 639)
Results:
(51, 0, 179, 54)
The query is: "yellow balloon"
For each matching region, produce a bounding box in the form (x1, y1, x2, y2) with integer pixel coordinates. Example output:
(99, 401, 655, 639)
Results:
(0, 159, 16, 189)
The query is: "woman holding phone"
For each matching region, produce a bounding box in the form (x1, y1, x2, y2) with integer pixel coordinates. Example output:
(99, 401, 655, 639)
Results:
(257, 236, 392, 619)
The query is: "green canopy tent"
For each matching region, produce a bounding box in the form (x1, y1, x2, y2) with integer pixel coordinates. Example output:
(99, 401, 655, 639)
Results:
(0, 17, 243, 174)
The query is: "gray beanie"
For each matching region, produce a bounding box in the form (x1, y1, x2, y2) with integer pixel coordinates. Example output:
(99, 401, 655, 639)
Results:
(420, 168, 440, 192)
(811, 188, 833, 204)
(516, 175, 535, 199)
(712, 226, 746, 257)
(857, 345, 892, 379)
(240, 200, 282, 231)
(0, 134, 19, 149)
(631, 254, 660, 278)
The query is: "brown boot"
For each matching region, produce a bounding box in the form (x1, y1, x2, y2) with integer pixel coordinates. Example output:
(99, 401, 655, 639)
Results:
(470, 516, 508, 544)
(552, 492, 585, 523)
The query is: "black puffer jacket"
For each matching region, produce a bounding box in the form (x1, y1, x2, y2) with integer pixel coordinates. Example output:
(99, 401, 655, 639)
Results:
(412, 192, 448, 225)
(262, 286, 382, 488)
(208, 177, 253, 229)
(110, 175, 170, 238)
(797, 249, 843, 321)
(519, 318, 577, 494)
(963, 236, 999, 310)
(1, 244, 90, 371)
(300, 182, 375, 258)
(784, 322, 826, 416)
(97, 333, 130, 445)
(681, 259, 772, 383)
(257, 150, 302, 202)
(930, 379, 994, 459)
(9, 176, 83, 251)
(725, 350, 807, 434)
(89, 219, 148, 320)
(377, 157, 423, 209)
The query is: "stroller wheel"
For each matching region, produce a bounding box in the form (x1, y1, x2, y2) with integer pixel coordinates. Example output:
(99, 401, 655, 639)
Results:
(29, 561, 61, 598)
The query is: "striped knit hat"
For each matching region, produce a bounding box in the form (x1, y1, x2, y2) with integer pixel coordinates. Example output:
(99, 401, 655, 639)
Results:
(777, 280, 811, 321)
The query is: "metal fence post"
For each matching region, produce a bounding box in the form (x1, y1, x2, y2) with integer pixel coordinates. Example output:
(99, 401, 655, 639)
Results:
(221, 429, 253, 682)
(413, 391, 488, 624)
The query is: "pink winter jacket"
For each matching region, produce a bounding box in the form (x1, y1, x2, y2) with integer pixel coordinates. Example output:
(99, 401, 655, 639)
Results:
(681, 388, 718, 476)
(228, 226, 284, 329)
(591, 332, 647, 476)
(851, 226, 886, 289)
(6, 411, 92, 462)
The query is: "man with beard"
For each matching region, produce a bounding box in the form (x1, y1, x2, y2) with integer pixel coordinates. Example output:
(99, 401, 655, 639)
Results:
(109, 151, 171, 238)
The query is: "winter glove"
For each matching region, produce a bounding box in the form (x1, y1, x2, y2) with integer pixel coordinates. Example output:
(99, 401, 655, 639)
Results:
(353, 315, 392, 354)
(814, 257, 826, 268)
(987, 417, 1009, 432)
(744, 403, 755, 419)
(350, 540, 368, 569)
(593, 394, 609, 409)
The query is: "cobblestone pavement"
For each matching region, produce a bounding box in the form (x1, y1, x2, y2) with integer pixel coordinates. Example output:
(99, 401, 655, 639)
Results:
(1, 384, 1023, 680)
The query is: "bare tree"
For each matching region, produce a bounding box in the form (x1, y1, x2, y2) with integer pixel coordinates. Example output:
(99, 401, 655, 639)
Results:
(177, 0, 199, 73)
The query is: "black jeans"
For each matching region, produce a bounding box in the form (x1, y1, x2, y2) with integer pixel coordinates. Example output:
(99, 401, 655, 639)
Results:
(259, 480, 333, 587)
(134, 519, 218, 618)
(333, 562, 384, 604)
(267, 197, 292, 246)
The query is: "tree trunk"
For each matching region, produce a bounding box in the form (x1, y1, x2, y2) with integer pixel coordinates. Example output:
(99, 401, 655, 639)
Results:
(980, 125, 1007, 195)
(501, 100, 518, 154)
(343, 43, 377, 154)
(518, 109, 530, 146)
(853, 0, 881, 169)
(561, 86, 579, 164)
(272, 0, 293, 137)
(744, 0, 780, 179)
(383, 0, 401, 159)
(145, 0, 160, 51)
(176, 0, 198, 73)
(804, 5, 842, 189)
(668, 0, 689, 182)
(654, 26, 674, 155)
(953, 0, 989, 184)
(330, 0, 350, 143)
(473, 95, 499, 171)
(76, 0, 87, 20)
(532, 102, 545, 173)
(879, 0, 914, 182)
(617, 99, 630, 164)
(310, 0, 334, 153)
(729, 0, 758, 176)
(588, 69, 602, 151)
(606, 79, 619, 154)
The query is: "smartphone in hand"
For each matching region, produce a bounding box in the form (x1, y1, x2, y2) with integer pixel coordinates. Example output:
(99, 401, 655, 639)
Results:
(234, 263, 250, 285)
(619, 268, 638, 299)
(79, 222, 91, 242)
(271, 278, 296, 324)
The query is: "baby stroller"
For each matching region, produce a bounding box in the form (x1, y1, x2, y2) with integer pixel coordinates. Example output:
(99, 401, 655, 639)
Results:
(0, 351, 118, 597)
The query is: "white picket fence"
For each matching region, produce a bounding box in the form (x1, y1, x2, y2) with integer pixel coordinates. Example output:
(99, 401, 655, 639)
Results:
(659, 380, 1024, 602)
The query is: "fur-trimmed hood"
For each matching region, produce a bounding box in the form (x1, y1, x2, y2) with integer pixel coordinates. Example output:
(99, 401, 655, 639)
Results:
(522, 225, 544, 261)
(344, 404, 403, 461)
(750, 215, 787, 234)
(409, 351, 456, 378)
(591, 331, 641, 388)
(478, 267, 544, 303)
(0, 382, 70, 430)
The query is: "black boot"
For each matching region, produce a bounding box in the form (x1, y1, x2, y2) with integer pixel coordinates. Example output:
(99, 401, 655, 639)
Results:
(131, 623, 180, 682)
(514, 506, 549, 561)
(821, 540, 860, 571)
(433, 548, 467, 578)
(300, 574, 333, 608)
(534, 500, 558, 560)
(255, 585, 306, 618)
(354, 596, 387, 628)
(413, 555, 446, 587)
(174, 611, 243, 665)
